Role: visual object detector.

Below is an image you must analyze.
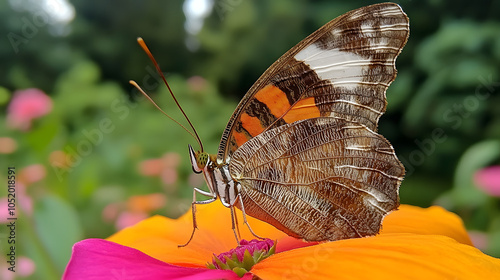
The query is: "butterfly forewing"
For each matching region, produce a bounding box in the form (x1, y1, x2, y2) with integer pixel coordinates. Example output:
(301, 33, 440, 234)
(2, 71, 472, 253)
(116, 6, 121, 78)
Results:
(217, 3, 409, 162)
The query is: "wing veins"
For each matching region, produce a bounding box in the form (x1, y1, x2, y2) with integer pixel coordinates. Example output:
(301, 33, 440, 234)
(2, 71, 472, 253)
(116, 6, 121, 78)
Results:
(335, 165, 403, 181)
(242, 186, 330, 239)
(240, 174, 396, 204)
(243, 175, 372, 234)
(242, 123, 384, 173)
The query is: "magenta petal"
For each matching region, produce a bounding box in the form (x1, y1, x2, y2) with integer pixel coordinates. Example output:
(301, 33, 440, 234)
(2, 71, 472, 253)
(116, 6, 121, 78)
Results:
(63, 239, 240, 280)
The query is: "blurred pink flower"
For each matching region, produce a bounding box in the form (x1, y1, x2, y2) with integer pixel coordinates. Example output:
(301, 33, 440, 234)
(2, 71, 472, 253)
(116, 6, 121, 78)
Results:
(127, 193, 166, 213)
(19, 164, 46, 184)
(16, 182, 33, 216)
(1, 259, 14, 280)
(468, 231, 489, 251)
(115, 211, 148, 230)
(19, 257, 36, 277)
(0, 256, 35, 280)
(0, 137, 17, 154)
(474, 166, 500, 197)
(138, 158, 163, 176)
(102, 202, 124, 223)
(187, 76, 208, 92)
(162, 152, 181, 166)
(102, 193, 167, 230)
(1, 182, 33, 217)
(138, 153, 181, 187)
(161, 168, 178, 185)
(7, 88, 53, 131)
(11, 164, 45, 216)
(161, 153, 181, 187)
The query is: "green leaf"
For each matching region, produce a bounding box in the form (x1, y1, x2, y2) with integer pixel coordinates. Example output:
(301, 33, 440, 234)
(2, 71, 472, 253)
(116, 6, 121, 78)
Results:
(0, 86, 10, 105)
(33, 195, 83, 273)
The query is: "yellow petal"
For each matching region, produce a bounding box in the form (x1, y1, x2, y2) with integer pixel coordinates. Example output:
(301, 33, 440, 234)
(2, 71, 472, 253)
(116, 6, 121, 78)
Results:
(381, 205, 473, 245)
(252, 234, 500, 280)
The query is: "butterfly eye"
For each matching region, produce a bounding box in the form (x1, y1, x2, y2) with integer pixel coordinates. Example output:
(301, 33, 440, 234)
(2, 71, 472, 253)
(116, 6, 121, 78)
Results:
(196, 152, 209, 170)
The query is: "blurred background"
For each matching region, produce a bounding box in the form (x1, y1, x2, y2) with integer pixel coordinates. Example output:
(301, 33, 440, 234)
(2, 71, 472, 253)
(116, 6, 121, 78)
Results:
(1, 0, 499, 278)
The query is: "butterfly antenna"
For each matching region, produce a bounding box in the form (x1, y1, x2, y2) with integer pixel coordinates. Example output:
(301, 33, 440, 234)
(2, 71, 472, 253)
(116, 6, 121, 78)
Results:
(135, 37, 204, 152)
(129, 80, 199, 142)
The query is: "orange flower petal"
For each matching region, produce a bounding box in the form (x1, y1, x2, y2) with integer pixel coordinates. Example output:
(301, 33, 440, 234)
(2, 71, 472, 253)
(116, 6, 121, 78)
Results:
(252, 234, 500, 280)
(107, 202, 286, 267)
(107, 203, 478, 273)
(381, 205, 473, 245)
(108, 215, 208, 267)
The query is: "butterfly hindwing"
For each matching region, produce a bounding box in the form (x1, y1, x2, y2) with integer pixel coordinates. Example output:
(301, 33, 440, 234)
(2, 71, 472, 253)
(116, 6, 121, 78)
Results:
(217, 3, 409, 163)
(230, 117, 404, 240)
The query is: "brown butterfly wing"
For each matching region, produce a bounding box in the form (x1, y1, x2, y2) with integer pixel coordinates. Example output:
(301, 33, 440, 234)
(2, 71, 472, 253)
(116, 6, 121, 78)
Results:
(230, 117, 404, 240)
(217, 3, 409, 164)
(221, 3, 408, 241)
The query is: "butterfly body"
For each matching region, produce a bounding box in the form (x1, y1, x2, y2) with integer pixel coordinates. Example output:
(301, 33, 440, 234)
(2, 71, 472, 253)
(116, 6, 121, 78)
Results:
(187, 2, 408, 244)
(189, 146, 239, 208)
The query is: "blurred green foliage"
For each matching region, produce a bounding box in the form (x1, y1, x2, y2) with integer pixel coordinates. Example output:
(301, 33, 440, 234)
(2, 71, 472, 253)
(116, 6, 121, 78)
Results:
(1, 0, 500, 279)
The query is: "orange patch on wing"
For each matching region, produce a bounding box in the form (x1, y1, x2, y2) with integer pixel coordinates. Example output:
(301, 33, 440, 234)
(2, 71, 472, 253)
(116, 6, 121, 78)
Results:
(240, 112, 265, 137)
(233, 131, 251, 147)
(255, 84, 290, 119)
(255, 85, 320, 124)
(283, 97, 321, 123)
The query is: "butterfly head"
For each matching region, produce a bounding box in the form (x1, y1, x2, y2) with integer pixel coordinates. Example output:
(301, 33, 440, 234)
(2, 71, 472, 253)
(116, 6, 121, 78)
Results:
(188, 144, 210, 174)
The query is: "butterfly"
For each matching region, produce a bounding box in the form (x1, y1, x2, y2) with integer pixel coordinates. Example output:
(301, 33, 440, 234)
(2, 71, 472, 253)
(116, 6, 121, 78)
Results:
(134, 2, 409, 246)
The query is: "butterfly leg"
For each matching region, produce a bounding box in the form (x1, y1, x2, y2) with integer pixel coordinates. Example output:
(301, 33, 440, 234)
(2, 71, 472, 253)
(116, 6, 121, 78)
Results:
(237, 194, 265, 240)
(178, 187, 216, 247)
(229, 205, 241, 245)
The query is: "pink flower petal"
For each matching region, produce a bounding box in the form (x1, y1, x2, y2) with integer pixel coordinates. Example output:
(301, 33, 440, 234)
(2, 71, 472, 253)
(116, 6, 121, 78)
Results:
(63, 239, 241, 280)
(474, 166, 500, 197)
(7, 88, 52, 131)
